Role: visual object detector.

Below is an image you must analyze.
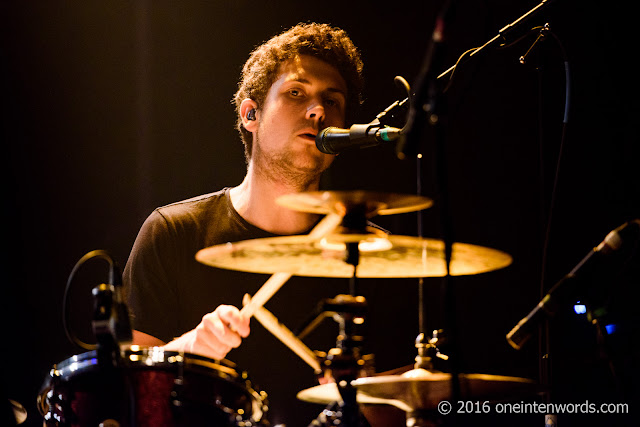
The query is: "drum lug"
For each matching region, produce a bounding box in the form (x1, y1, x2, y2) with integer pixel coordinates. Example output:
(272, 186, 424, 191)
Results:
(170, 376, 185, 408)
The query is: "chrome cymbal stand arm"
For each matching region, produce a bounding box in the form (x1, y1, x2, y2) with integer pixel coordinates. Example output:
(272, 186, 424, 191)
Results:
(326, 295, 369, 427)
(302, 295, 372, 427)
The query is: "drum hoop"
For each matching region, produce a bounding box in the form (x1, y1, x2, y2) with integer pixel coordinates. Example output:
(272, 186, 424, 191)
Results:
(185, 357, 239, 378)
(49, 349, 241, 378)
(41, 347, 267, 423)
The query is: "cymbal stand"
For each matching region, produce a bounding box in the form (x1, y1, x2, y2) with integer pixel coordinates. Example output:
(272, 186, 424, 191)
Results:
(346, 242, 360, 296)
(414, 329, 449, 371)
(341, 202, 368, 296)
(402, 0, 463, 421)
(301, 294, 371, 427)
(406, 330, 450, 427)
(331, 295, 368, 427)
(303, 204, 373, 426)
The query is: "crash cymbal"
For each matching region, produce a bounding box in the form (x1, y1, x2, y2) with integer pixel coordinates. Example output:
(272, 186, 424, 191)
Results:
(352, 368, 541, 411)
(276, 191, 433, 217)
(196, 235, 512, 278)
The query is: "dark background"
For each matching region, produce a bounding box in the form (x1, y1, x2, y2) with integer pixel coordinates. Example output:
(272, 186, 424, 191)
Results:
(2, 1, 638, 426)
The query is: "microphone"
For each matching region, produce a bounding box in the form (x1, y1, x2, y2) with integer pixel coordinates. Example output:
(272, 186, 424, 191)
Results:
(92, 256, 133, 356)
(315, 123, 402, 155)
(506, 219, 640, 350)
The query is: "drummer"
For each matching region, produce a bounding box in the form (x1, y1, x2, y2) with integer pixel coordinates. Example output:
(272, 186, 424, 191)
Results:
(124, 23, 363, 365)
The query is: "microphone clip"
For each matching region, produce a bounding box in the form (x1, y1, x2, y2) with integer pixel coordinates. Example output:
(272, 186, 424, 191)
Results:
(92, 283, 133, 352)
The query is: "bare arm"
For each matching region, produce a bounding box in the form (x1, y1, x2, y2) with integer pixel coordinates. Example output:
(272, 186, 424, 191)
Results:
(132, 330, 165, 346)
(132, 304, 250, 360)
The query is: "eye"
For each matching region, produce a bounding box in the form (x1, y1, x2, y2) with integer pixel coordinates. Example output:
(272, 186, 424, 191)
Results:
(289, 88, 303, 97)
(324, 98, 338, 107)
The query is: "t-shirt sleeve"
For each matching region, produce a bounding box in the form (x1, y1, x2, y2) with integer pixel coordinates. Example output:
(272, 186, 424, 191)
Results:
(123, 210, 182, 343)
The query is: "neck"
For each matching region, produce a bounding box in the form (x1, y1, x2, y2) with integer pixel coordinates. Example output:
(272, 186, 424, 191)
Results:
(230, 163, 322, 235)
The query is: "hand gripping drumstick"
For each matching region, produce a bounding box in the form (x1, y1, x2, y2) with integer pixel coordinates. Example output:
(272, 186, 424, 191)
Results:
(238, 212, 343, 318)
(243, 294, 322, 372)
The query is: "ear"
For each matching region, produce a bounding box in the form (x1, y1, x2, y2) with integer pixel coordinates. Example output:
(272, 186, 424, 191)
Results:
(240, 98, 259, 132)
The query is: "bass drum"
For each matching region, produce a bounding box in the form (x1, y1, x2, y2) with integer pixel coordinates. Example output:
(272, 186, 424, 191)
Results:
(38, 346, 268, 426)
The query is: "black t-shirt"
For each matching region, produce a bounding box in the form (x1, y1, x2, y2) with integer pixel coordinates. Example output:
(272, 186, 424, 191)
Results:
(124, 188, 279, 342)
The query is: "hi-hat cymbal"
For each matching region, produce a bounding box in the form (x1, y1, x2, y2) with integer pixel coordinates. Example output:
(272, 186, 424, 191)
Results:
(352, 369, 541, 411)
(276, 191, 433, 217)
(196, 235, 512, 278)
(296, 382, 410, 409)
(297, 382, 409, 427)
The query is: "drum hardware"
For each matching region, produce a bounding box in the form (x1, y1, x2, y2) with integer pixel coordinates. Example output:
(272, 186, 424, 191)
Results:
(242, 292, 377, 426)
(307, 203, 373, 427)
(304, 294, 373, 427)
(320, 208, 374, 427)
(307, 401, 342, 427)
(413, 330, 449, 372)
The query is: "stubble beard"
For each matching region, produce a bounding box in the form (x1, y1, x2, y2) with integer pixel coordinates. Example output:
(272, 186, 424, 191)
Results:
(252, 128, 328, 190)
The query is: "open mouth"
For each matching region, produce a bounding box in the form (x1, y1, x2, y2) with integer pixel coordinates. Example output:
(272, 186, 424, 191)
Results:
(299, 132, 317, 141)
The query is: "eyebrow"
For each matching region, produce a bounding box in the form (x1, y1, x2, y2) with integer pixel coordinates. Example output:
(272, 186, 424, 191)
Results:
(325, 87, 347, 97)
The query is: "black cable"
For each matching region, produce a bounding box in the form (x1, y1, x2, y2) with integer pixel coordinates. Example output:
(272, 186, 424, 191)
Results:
(537, 29, 570, 290)
(62, 249, 117, 350)
(523, 27, 570, 407)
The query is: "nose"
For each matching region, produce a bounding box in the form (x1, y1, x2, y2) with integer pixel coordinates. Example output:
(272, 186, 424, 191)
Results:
(306, 102, 325, 124)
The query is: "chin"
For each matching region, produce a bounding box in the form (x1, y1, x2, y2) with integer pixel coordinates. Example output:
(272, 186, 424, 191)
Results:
(288, 156, 332, 177)
(302, 146, 334, 169)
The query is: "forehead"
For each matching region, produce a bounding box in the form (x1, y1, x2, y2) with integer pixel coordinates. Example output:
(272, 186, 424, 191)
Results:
(275, 55, 347, 94)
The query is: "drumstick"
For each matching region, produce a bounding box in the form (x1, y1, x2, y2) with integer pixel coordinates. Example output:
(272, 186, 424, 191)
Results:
(244, 294, 321, 372)
(239, 272, 292, 318)
(239, 212, 342, 318)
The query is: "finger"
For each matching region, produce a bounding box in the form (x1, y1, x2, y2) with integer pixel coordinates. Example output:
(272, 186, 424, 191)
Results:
(207, 308, 244, 348)
(242, 293, 251, 306)
(217, 305, 251, 338)
(192, 322, 232, 359)
(191, 334, 231, 360)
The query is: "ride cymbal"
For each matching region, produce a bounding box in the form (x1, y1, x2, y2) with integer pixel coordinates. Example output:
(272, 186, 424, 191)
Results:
(196, 235, 512, 278)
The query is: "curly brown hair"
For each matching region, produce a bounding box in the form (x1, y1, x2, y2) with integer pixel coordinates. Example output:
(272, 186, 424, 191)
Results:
(234, 22, 364, 161)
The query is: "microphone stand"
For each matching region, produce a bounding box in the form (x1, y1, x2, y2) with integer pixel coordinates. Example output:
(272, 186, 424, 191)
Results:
(400, 3, 460, 425)
(437, 0, 554, 81)
(398, 2, 557, 425)
(398, 0, 556, 157)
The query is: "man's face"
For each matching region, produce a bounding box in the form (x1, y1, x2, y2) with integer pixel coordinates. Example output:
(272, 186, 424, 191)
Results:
(252, 55, 347, 185)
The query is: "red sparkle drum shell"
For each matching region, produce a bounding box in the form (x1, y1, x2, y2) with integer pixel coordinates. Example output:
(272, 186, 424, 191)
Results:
(38, 346, 268, 426)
